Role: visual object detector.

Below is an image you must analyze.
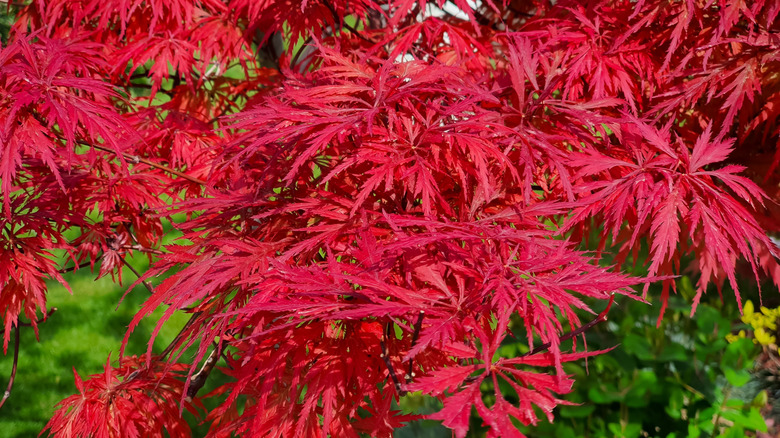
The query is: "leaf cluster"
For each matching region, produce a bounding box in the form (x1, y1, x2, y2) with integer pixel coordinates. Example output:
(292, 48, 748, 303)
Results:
(0, 0, 778, 437)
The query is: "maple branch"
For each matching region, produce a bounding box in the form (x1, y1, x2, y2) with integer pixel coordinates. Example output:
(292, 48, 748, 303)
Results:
(89, 144, 206, 186)
(525, 293, 616, 357)
(406, 311, 424, 382)
(381, 323, 406, 396)
(172, 74, 182, 91)
(120, 257, 155, 294)
(506, 4, 535, 18)
(129, 71, 149, 81)
(160, 312, 203, 359)
(459, 296, 618, 386)
(120, 244, 164, 256)
(185, 342, 222, 402)
(321, 0, 342, 26)
(58, 260, 94, 274)
(290, 36, 314, 70)
(321, 0, 372, 43)
(208, 92, 249, 124)
(380, 340, 406, 396)
(0, 324, 21, 411)
(19, 307, 58, 327)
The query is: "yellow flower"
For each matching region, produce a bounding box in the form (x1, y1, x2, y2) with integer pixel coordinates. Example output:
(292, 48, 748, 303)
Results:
(754, 327, 776, 346)
(760, 307, 779, 330)
(735, 300, 780, 346)
(742, 301, 757, 326)
(726, 330, 747, 343)
(744, 300, 755, 318)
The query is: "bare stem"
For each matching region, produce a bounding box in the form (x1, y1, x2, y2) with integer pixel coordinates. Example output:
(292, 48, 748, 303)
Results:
(19, 308, 58, 327)
(90, 143, 206, 186)
(406, 311, 425, 382)
(185, 342, 222, 402)
(120, 257, 155, 294)
(381, 323, 407, 396)
(321, 0, 372, 42)
(290, 36, 314, 69)
(58, 260, 94, 274)
(0, 324, 21, 411)
(160, 312, 202, 359)
(525, 293, 616, 356)
(120, 244, 164, 255)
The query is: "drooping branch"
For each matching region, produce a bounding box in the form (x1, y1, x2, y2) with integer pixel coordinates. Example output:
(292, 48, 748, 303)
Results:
(0, 324, 21, 411)
(2, 309, 57, 410)
(58, 260, 94, 275)
(19, 307, 58, 327)
(160, 312, 203, 359)
(90, 143, 206, 186)
(290, 36, 314, 70)
(525, 293, 616, 357)
(120, 257, 155, 294)
(459, 294, 618, 386)
(321, 0, 373, 43)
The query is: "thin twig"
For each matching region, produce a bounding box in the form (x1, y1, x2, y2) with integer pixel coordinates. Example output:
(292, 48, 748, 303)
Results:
(0, 324, 21, 411)
(58, 260, 94, 274)
(120, 257, 155, 294)
(460, 295, 618, 386)
(290, 36, 314, 70)
(381, 323, 406, 396)
(406, 311, 425, 382)
(160, 312, 203, 359)
(90, 143, 206, 186)
(525, 293, 616, 356)
(120, 244, 164, 255)
(19, 308, 58, 327)
(381, 341, 405, 396)
(321, 0, 372, 42)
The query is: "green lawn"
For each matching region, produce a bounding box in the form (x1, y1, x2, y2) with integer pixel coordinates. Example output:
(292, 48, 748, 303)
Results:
(0, 257, 190, 437)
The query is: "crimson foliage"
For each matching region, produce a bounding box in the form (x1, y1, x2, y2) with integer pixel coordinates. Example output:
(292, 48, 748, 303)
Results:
(0, 0, 779, 436)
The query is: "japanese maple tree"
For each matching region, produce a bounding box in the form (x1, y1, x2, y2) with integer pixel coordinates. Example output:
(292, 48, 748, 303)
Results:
(0, 0, 778, 436)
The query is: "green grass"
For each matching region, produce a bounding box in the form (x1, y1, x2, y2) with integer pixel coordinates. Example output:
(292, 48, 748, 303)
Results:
(0, 256, 190, 437)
